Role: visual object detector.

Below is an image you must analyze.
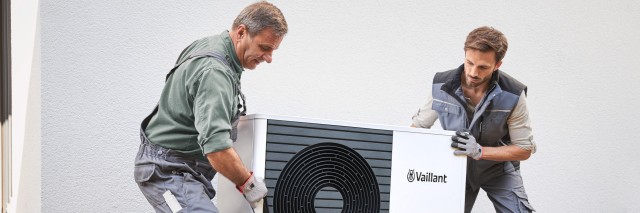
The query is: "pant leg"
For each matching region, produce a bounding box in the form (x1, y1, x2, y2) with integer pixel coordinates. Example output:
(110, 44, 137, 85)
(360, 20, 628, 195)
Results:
(481, 169, 535, 213)
(134, 133, 219, 213)
(464, 180, 481, 213)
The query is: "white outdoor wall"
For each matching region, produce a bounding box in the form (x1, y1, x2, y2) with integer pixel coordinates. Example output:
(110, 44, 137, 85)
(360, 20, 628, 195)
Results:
(39, 0, 640, 212)
(9, 0, 41, 212)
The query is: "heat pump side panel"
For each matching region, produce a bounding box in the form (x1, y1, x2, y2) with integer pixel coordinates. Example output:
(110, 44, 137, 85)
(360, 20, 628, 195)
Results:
(217, 118, 268, 213)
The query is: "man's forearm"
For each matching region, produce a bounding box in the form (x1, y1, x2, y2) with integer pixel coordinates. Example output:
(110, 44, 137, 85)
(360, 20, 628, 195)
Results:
(207, 147, 251, 186)
(480, 144, 532, 161)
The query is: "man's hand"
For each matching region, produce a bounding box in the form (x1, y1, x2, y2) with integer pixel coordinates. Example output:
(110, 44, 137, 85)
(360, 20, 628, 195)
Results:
(236, 172, 267, 209)
(451, 129, 483, 160)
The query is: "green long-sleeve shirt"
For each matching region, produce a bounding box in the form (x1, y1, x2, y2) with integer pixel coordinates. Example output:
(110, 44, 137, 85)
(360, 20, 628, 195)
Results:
(144, 31, 244, 159)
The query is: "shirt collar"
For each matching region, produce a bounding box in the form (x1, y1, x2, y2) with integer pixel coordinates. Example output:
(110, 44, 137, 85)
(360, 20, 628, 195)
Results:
(221, 30, 244, 76)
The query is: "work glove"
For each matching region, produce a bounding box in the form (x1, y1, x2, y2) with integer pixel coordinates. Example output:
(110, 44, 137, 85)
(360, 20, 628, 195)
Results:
(451, 129, 483, 160)
(236, 172, 267, 209)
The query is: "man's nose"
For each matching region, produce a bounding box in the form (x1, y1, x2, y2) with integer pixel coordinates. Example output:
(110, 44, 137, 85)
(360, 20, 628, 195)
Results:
(263, 53, 272, 63)
(468, 67, 479, 77)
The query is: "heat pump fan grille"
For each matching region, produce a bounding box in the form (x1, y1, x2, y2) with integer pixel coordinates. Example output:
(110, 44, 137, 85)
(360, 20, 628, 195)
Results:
(264, 120, 392, 213)
(274, 142, 380, 212)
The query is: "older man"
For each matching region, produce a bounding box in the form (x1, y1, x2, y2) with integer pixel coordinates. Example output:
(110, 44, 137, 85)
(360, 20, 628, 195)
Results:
(134, 2, 287, 212)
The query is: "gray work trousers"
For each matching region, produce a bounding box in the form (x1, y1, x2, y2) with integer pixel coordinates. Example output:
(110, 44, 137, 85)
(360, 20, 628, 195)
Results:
(134, 129, 219, 213)
(465, 161, 535, 213)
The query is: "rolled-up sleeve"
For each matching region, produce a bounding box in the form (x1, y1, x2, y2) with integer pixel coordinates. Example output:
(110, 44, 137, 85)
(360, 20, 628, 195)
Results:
(507, 91, 537, 153)
(191, 66, 236, 155)
(412, 94, 439, 128)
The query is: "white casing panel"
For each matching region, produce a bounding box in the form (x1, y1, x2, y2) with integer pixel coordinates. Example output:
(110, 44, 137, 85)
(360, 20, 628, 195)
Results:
(389, 130, 466, 212)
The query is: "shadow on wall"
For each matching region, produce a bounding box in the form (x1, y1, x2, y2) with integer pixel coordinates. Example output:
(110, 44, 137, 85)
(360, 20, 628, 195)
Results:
(15, 3, 42, 212)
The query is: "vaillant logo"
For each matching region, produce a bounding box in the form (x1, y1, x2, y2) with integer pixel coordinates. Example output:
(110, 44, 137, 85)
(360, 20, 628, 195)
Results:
(407, 169, 415, 182)
(406, 169, 448, 183)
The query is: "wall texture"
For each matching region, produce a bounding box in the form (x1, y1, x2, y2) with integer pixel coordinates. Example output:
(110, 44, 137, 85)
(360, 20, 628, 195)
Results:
(40, 0, 640, 212)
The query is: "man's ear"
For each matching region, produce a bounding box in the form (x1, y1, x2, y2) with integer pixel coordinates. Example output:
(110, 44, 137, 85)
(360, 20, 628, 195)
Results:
(494, 60, 503, 71)
(236, 24, 247, 40)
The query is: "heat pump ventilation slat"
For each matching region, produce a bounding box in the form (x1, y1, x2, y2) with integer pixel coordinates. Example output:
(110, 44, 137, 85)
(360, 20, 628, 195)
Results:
(265, 120, 392, 213)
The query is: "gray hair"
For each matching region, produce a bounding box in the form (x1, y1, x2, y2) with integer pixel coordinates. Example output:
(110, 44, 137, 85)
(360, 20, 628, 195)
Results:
(232, 1, 288, 37)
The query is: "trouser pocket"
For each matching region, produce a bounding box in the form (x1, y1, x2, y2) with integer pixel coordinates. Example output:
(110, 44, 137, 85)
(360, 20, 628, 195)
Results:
(134, 164, 156, 183)
(503, 161, 516, 173)
(513, 186, 535, 212)
(134, 164, 168, 206)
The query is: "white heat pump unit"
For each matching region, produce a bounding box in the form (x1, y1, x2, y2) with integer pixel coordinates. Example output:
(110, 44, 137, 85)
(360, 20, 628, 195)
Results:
(218, 114, 466, 213)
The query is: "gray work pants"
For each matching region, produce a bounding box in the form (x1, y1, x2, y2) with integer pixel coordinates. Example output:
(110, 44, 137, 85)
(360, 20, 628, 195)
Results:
(465, 161, 535, 213)
(134, 129, 218, 213)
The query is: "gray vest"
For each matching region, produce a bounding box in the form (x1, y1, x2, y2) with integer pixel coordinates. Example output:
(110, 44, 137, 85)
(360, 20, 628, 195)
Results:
(432, 65, 527, 185)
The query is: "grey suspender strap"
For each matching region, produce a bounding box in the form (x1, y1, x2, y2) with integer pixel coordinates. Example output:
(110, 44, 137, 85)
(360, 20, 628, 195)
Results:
(141, 51, 247, 135)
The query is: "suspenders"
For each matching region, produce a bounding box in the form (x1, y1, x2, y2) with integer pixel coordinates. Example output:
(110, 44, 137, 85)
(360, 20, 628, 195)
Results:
(141, 51, 246, 141)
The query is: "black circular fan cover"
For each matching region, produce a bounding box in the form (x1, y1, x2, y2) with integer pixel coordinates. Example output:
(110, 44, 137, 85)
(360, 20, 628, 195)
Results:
(273, 142, 380, 213)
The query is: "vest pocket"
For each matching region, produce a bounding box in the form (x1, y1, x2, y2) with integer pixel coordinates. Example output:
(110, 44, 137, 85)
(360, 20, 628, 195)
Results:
(485, 110, 510, 125)
(432, 100, 461, 115)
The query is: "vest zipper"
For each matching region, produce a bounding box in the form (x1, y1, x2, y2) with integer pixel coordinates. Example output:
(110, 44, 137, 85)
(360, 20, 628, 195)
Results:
(473, 83, 495, 141)
(478, 121, 483, 142)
